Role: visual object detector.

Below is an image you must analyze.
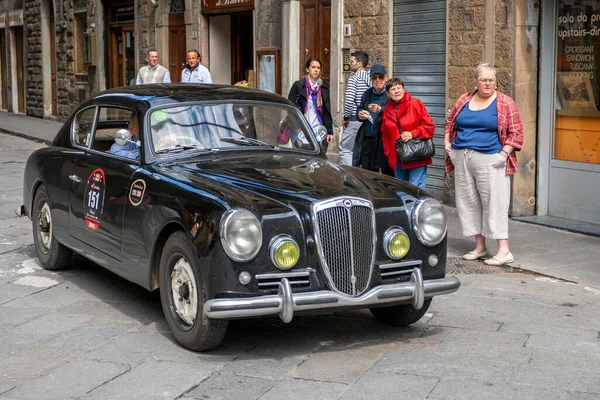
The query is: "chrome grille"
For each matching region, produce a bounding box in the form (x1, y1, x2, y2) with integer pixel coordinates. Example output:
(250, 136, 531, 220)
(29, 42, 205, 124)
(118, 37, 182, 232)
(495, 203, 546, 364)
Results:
(313, 197, 376, 296)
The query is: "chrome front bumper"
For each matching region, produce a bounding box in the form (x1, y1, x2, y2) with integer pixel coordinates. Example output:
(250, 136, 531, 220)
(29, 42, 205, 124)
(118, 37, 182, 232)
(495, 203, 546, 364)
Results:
(204, 269, 461, 323)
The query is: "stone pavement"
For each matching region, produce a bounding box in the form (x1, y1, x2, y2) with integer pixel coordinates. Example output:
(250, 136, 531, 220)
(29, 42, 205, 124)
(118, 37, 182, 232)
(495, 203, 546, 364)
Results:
(1, 130, 600, 399)
(1, 110, 598, 289)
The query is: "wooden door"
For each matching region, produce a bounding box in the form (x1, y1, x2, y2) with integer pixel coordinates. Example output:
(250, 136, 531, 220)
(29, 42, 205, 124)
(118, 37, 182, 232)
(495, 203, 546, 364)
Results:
(0, 29, 7, 110)
(168, 13, 186, 83)
(50, 17, 57, 115)
(300, 0, 331, 83)
(109, 24, 135, 88)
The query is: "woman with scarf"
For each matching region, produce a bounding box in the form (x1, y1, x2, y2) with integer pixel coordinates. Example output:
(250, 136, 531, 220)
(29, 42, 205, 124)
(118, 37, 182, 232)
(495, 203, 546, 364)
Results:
(288, 58, 334, 150)
(381, 78, 435, 189)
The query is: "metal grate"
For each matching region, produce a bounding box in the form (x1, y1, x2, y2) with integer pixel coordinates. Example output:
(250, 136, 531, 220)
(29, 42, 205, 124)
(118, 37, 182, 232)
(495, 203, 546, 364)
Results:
(169, 0, 185, 13)
(314, 198, 375, 296)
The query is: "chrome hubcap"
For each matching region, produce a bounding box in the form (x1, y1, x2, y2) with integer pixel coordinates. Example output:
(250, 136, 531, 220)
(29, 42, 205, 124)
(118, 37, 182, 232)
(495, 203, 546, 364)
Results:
(170, 257, 198, 326)
(38, 202, 52, 250)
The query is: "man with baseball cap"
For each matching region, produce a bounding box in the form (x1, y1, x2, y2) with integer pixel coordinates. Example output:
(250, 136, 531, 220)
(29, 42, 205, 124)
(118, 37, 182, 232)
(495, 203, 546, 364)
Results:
(353, 64, 393, 176)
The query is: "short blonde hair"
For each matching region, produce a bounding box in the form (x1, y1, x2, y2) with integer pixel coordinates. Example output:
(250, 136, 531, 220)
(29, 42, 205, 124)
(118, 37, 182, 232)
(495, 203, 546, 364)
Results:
(474, 63, 497, 80)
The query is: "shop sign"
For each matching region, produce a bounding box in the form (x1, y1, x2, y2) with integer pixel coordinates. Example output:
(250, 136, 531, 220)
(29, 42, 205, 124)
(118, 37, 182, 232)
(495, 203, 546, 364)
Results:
(9, 10, 23, 27)
(556, 1, 599, 110)
(202, 0, 254, 13)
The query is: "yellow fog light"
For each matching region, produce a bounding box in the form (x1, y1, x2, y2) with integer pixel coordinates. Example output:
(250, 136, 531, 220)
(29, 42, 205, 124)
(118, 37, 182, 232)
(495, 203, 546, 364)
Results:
(384, 227, 410, 260)
(270, 236, 300, 270)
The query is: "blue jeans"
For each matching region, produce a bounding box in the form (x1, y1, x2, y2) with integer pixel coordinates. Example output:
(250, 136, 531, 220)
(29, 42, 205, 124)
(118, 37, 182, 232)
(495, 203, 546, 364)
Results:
(395, 163, 427, 189)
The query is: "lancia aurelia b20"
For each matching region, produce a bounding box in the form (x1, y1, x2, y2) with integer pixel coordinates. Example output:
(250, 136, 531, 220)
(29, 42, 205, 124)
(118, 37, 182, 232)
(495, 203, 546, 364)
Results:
(21, 84, 460, 351)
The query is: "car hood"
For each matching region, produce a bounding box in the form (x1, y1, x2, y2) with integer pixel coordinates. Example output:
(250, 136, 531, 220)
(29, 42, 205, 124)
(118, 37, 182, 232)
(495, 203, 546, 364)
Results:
(152, 152, 424, 208)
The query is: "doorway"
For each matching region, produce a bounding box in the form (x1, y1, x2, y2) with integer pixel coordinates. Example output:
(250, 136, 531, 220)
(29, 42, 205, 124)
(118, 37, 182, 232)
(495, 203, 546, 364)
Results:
(231, 11, 253, 85)
(168, 13, 186, 83)
(208, 11, 253, 85)
(107, 2, 135, 88)
(12, 27, 25, 113)
(539, 0, 600, 225)
(0, 29, 7, 110)
(300, 0, 331, 83)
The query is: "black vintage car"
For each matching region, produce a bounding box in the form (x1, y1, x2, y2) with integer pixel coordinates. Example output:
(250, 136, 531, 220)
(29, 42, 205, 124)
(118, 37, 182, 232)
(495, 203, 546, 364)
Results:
(21, 84, 460, 351)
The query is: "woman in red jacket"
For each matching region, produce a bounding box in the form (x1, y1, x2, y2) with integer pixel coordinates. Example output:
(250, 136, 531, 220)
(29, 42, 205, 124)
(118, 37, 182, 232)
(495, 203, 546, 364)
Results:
(381, 78, 435, 189)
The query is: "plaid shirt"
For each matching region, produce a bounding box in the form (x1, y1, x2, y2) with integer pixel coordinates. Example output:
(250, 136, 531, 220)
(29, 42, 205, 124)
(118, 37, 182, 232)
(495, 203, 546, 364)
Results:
(444, 90, 524, 175)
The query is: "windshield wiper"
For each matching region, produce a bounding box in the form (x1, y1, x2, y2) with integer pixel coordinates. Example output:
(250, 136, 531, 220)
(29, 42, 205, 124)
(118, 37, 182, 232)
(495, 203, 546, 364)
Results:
(220, 136, 278, 150)
(155, 144, 206, 154)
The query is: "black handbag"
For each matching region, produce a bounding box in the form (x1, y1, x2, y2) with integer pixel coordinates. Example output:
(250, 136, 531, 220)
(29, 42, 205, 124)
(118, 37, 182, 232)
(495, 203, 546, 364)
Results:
(395, 121, 435, 162)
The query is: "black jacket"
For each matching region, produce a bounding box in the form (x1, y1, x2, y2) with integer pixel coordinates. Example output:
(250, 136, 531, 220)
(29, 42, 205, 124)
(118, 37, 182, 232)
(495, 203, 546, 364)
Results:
(288, 78, 333, 134)
(353, 89, 389, 169)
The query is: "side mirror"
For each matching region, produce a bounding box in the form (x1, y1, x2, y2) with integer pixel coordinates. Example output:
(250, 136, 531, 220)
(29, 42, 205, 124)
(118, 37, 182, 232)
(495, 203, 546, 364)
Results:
(115, 129, 140, 147)
(314, 125, 328, 143)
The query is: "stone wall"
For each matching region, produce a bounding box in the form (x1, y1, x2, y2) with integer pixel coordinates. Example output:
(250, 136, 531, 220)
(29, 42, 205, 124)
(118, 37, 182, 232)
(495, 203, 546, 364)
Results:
(255, 0, 281, 50)
(55, 0, 78, 119)
(25, 0, 80, 121)
(25, 0, 43, 117)
(137, 0, 155, 66)
(343, 0, 390, 68)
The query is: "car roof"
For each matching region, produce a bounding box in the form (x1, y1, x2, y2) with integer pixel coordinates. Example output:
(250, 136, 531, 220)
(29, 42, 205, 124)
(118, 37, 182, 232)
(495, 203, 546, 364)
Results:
(83, 84, 292, 111)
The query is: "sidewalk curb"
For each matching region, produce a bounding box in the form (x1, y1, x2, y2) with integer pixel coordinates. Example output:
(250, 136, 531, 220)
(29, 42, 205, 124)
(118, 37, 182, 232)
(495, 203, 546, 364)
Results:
(0, 127, 52, 145)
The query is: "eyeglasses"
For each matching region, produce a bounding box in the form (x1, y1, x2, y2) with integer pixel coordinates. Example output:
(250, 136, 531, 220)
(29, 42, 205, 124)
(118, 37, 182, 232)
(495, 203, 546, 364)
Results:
(478, 79, 496, 84)
(371, 75, 386, 81)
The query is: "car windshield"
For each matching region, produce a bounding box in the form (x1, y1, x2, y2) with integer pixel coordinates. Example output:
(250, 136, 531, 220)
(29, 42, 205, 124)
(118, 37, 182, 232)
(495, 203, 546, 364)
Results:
(149, 103, 319, 154)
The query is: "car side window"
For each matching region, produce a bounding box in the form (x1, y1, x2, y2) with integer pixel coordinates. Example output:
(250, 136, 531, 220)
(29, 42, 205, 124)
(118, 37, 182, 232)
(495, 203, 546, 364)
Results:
(93, 107, 134, 153)
(73, 107, 97, 148)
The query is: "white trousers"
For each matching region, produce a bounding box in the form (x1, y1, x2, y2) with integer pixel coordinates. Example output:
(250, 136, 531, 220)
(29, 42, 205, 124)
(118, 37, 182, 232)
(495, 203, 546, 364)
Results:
(450, 149, 511, 240)
(339, 120, 362, 166)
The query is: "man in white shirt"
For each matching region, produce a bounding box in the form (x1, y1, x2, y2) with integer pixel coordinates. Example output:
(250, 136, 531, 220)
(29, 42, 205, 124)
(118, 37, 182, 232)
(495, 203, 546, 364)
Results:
(181, 50, 213, 83)
(136, 50, 171, 84)
(340, 51, 371, 166)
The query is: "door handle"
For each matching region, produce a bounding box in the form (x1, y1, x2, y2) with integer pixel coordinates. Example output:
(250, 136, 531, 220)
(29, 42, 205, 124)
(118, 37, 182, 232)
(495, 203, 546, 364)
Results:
(324, 48, 329, 54)
(305, 48, 309, 54)
(69, 175, 82, 183)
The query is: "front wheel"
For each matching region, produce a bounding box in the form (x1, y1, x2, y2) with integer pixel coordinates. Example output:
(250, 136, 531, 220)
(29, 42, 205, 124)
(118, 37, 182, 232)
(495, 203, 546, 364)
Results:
(32, 186, 72, 270)
(159, 231, 228, 351)
(370, 299, 432, 327)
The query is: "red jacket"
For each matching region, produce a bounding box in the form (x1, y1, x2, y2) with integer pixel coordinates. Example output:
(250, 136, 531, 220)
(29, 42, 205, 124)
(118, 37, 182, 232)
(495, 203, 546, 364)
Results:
(381, 91, 435, 170)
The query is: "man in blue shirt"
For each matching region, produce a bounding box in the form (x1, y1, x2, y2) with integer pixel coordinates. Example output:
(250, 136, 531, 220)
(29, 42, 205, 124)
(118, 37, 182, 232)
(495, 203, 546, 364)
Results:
(110, 112, 140, 160)
(181, 50, 213, 83)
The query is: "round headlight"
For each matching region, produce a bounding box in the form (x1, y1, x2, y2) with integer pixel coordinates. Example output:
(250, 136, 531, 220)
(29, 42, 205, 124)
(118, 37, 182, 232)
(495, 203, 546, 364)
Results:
(411, 198, 447, 247)
(384, 227, 410, 259)
(270, 235, 300, 270)
(220, 209, 262, 262)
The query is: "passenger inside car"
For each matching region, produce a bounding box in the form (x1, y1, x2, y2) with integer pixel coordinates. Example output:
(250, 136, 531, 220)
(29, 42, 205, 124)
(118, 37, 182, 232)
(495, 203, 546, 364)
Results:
(109, 112, 140, 160)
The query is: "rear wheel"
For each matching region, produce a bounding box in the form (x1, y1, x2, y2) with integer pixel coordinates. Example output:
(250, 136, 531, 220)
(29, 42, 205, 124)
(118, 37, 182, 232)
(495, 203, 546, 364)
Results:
(32, 186, 72, 270)
(370, 299, 432, 327)
(159, 231, 228, 351)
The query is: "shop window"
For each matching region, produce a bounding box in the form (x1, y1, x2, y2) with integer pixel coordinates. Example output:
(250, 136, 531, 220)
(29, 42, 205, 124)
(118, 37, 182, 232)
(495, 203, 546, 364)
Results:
(555, 0, 600, 164)
(74, 11, 87, 74)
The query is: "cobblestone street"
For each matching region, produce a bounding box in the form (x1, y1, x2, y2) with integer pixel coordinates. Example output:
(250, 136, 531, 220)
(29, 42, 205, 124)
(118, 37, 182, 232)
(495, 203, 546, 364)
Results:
(1, 133, 599, 399)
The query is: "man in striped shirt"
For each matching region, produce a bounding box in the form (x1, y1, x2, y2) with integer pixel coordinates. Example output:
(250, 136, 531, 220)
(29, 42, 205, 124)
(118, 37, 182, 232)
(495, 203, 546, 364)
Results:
(135, 50, 171, 85)
(340, 51, 371, 166)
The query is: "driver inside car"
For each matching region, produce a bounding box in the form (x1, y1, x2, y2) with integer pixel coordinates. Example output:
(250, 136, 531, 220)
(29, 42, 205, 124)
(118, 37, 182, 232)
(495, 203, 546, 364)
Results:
(110, 112, 140, 160)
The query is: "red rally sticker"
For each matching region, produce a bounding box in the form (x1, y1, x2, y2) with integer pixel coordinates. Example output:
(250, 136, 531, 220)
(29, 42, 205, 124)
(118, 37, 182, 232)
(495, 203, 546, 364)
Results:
(83, 168, 106, 231)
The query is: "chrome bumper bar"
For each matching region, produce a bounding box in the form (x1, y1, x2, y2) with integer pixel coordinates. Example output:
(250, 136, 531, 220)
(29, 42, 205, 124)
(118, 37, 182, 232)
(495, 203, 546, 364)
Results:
(204, 269, 461, 323)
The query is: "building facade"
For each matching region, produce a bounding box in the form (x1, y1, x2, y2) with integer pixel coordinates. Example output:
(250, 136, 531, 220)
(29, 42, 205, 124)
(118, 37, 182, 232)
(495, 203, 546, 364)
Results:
(2, 0, 599, 226)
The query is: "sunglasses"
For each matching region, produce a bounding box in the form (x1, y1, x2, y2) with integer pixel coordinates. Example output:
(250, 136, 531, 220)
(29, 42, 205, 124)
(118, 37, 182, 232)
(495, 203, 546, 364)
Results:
(371, 75, 386, 81)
